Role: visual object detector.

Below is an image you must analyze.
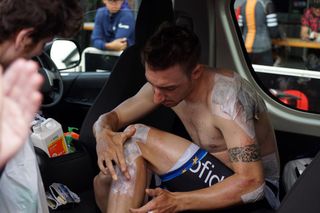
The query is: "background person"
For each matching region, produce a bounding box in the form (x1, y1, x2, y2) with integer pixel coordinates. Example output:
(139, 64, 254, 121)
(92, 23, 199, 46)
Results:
(0, 0, 82, 212)
(91, 0, 135, 51)
(238, 0, 280, 65)
(301, 0, 320, 41)
(300, 0, 320, 71)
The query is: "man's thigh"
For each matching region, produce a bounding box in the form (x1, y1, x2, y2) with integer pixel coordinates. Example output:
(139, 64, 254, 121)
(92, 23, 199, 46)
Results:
(126, 124, 234, 189)
(127, 124, 194, 175)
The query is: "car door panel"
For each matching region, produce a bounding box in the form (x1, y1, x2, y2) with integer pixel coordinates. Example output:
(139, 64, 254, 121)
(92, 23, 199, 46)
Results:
(41, 72, 110, 131)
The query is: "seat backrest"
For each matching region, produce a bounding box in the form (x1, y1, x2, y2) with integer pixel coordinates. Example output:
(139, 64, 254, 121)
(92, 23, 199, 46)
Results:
(80, 47, 122, 72)
(78, 0, 175, 170)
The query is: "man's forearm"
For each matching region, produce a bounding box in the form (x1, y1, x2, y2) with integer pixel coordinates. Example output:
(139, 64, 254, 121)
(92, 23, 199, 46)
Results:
(300, 26, 309, 40)
(104, 41, 123, 51)
(175, 174, 264, 211)
(93, 111, 120, 138)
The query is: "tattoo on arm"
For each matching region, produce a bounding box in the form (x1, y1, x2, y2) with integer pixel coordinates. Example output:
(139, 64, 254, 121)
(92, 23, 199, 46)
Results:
(228, 144, 260, 162)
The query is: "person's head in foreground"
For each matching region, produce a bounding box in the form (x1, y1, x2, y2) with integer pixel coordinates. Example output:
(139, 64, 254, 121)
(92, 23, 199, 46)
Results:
(0, 0, 83, 68)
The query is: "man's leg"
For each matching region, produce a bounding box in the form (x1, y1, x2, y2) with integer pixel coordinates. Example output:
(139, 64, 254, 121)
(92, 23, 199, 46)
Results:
(93, 172, 112, 213)
(94, 157, 150, 212)
(94, 157, 150, 213)
(94, 123, 195, 212)
(106, 157, 149, 212)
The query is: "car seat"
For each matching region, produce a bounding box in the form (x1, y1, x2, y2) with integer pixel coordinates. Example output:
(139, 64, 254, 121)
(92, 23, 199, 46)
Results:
(78, 0, 176, 174)
(277, 151, 320, 213)
(282, 157, 312, 193)
(80, 47, 122, 72)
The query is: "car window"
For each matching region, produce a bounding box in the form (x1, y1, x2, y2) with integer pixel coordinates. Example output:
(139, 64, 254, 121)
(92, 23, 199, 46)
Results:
(66, 0, 141, 73)
(233, 0, 320, 113)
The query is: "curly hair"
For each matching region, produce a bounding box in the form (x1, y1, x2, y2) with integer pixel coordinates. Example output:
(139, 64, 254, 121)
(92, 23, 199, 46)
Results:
(0, 0, 83, 43)
(142, 22, 201, 75)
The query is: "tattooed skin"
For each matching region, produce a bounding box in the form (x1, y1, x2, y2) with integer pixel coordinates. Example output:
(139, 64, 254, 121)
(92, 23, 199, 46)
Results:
(228, 144, 260, 162)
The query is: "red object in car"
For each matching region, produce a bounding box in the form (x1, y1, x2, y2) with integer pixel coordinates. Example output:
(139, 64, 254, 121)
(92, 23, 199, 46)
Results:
(280, 90, 309, 110)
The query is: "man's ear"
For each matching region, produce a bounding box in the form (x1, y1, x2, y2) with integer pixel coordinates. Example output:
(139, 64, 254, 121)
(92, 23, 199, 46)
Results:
(14, 28, 34, 50)
(191, 64, 202, 79)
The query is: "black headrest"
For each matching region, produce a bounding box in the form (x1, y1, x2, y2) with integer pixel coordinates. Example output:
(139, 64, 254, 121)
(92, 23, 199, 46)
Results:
(174, 10, 194, 32)
(135, 0, 174, 47)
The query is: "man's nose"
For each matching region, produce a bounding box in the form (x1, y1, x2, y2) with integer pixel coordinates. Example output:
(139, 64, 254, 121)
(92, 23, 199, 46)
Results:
(153, 88, 165, 104)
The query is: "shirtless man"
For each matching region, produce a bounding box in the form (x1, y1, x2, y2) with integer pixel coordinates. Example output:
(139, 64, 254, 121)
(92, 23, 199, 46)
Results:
(93, 23, 280, 213)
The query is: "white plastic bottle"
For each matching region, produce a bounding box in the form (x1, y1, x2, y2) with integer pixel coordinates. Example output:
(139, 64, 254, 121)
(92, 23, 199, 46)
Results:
(31, 118, 68, 157)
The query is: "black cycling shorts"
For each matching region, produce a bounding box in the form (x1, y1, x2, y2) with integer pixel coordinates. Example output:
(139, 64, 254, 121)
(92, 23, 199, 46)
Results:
(159, 148, 234, 192)
(158, 148, 272, 212)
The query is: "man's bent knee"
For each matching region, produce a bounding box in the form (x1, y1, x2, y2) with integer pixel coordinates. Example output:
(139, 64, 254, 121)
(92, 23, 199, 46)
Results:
(124, 123, 150, 144)
(122, 123, 151, 165)
(94, 172, 112, 188)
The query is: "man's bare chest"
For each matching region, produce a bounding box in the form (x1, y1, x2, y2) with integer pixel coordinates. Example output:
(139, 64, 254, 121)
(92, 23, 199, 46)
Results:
(174, 106, 227, 153)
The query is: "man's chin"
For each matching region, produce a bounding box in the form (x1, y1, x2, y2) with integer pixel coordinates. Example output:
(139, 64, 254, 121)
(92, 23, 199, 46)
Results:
(162, 101, 178, 107)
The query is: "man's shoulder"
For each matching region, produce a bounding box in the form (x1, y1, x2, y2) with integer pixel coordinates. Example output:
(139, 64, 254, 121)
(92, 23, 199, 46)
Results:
(212, 71, 267, 121)
(137, 83, 155, 98)
(303, 8, 313, 17)
(117, 9, 135, 19)
(212, 70, 259, 102)
(211, 67, 236, 77)
(97, 7, 108, 16)
(212, 71, 238, 93)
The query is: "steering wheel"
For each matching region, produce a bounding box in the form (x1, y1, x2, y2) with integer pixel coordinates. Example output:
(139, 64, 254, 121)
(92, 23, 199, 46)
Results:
(34, 52, 64, 108)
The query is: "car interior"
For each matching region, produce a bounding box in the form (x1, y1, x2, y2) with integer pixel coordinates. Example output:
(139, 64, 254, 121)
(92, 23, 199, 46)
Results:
(32, 0, 320, 212)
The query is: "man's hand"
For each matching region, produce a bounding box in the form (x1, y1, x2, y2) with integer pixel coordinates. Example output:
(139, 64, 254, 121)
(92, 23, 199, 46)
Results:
(130, 188, 180, 213)
(0, 59, 43, 168)
(301, 26, 311, 41)
(105, 38, 127, 51)
(96, 126, 135, 180)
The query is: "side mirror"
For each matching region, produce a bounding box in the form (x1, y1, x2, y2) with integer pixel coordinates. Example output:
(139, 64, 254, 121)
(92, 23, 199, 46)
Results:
(49, 40, 80, 70)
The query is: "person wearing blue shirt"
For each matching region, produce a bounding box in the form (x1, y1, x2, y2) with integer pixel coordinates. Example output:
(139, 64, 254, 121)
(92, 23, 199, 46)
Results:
(91, 0, 135, 51)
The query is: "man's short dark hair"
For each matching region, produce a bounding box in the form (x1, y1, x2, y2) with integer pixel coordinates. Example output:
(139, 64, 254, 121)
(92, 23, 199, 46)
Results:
(142, 22, 201, 75)
(0, 0, 83, 43)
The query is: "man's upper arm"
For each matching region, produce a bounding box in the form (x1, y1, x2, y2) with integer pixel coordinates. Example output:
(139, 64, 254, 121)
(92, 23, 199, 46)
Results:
(114, 12, 135, 39)
(221, 118, 260, 162)
(91, 9, 106, 49)
(211, 73, 264, 176)
(265, 1, 280, 38)
(113, 83, 158, 128)
(217, 116, 264, 188)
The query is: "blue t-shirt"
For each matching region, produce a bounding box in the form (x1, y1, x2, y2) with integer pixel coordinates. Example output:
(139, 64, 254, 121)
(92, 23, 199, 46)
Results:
(91, 6, 135, 50)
